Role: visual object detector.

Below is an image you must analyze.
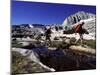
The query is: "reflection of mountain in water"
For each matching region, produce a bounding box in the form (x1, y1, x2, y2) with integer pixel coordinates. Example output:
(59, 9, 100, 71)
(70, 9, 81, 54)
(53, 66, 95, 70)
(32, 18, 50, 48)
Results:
(31, 46, 96, 71)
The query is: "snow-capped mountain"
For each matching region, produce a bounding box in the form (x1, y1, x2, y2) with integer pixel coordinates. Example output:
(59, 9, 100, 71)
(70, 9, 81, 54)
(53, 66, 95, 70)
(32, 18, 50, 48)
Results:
(63, 11, 96, 26)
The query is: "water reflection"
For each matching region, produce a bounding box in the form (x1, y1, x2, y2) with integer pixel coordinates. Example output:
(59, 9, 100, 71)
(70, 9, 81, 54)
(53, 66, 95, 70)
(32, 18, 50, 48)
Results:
(32, 47, 96, 71)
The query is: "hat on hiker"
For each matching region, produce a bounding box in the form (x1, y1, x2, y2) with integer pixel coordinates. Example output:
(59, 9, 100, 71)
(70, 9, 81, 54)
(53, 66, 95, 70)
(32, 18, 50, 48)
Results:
(79, 20, 84, 25)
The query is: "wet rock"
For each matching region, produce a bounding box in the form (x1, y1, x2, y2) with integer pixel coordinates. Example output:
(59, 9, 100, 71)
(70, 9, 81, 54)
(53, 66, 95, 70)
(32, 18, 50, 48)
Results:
(12, 48, 56, 74)
(12, 51, 50, 74)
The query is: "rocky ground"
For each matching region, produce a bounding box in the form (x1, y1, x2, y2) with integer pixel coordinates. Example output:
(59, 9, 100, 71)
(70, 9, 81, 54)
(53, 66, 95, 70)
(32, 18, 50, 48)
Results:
(12, 35, 96, 74)
(12, 51, 51, 74)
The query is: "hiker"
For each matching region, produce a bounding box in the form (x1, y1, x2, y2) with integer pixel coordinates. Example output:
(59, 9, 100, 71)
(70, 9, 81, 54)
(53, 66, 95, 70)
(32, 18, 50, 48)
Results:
(45, 27, 52, 46)
(55, 26, 58, 31)
(74, 21, 85, 45)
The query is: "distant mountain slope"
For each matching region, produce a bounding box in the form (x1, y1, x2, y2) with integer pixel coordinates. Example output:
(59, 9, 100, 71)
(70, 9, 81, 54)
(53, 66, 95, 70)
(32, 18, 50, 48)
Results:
(63, 11, 96, 26)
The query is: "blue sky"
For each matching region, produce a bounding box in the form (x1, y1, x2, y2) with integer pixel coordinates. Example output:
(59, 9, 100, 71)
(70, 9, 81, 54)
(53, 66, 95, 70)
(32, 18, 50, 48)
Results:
(11, 1, 96, 25)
